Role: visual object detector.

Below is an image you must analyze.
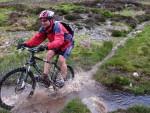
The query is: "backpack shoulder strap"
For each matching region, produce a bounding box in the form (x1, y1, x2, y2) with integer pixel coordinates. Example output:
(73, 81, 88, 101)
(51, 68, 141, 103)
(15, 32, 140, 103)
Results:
(60, 21, 74, 37)
(52, 21, 60, 33)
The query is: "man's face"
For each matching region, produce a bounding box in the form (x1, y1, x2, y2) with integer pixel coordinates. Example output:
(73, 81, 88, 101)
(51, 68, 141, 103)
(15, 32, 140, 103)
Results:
(40, 18, 50, 28)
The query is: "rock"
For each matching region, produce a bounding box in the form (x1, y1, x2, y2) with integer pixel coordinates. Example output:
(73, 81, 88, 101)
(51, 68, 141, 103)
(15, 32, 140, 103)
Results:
(8, 11, 28, 26)
(132, 72, 139, 77)
(129, 83, 133, 87)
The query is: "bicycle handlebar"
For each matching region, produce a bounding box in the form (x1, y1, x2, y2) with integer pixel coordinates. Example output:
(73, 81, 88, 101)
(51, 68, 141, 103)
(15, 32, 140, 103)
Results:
(18, 46, 59, 64)
(18, 46, 43, 53)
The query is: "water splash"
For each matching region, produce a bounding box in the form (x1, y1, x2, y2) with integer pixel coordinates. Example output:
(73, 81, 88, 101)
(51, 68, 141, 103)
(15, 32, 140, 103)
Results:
(12, 88, 75, 113)
(82, 96, 107, 113)
(10, 71, 107, 113)
(71, 72, 108, 113)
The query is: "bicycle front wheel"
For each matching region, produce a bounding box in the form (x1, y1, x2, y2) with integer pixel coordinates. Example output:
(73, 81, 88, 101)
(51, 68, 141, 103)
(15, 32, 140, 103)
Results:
(0, 67, 36, 110)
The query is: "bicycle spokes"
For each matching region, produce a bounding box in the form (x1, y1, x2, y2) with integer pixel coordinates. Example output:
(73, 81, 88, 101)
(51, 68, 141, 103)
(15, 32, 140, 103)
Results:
(0, 68, 34, 108)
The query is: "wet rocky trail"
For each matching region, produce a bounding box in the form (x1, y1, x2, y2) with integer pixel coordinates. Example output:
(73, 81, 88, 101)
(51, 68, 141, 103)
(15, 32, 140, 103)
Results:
(9, 21, 150, 113)
(0, 0, 150, 113)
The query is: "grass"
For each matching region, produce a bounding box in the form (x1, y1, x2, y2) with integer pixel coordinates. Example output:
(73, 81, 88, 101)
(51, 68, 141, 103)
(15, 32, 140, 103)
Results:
(68, 35, 113, 70)
(0, 8, 12, 26)
(90, 8, 114, 18)
(54, 3, 86, 15)
(0, 0, 13, 2)
(0, 35, 112, 78)
(111, 30, 128, 37)
(54, 3, 114, 21)
(0, 50, 28, 75)
(111, 105, 150, 113)
(0, 3, 42, 30)
(61, 99, 90, 113)
(137, 0, 150, 5)
(94, 25, 150, 94)
(0, 107, 9, 113)
(1, 34, 111, 72)
(105, 25, 150, 73)
(0, 39, 46, 76)
(115, 8, 144, 17)
(1, 37, 52, 74)
(64, 14, 82, 21)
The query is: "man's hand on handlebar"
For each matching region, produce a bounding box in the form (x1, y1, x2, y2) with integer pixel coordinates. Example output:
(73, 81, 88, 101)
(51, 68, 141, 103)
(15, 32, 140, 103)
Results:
(37, 45, 48, 51)
(17, 43, 27, 49)
(17, 43, 48, 52)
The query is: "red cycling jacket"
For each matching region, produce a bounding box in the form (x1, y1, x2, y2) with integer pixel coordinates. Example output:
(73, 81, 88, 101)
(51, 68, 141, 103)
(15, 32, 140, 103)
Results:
(25, 21, 71, 51)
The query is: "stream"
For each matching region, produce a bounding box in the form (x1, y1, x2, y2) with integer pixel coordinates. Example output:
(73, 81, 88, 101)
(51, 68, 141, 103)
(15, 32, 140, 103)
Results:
(1, 21, 150, 113)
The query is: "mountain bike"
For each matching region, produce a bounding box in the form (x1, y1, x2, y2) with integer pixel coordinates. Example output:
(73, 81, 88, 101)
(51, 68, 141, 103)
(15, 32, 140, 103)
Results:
(0, 46, 74, 110)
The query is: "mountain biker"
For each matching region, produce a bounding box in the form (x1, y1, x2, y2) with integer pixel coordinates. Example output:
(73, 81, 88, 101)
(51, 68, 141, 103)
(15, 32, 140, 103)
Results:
(18, 10, 74, 87)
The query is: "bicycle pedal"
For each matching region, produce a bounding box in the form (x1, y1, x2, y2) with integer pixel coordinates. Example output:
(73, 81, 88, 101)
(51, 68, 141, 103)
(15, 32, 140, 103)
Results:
(27, 91, 34, 99)
(34, 74, 41, 82)
(38, 81, 50, 88)
(44, 84, 50, 88)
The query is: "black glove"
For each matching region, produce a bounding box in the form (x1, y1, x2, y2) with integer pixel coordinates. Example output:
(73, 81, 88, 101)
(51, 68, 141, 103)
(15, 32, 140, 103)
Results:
(38, 45, 48, 51)
(17, 43, 27, 49)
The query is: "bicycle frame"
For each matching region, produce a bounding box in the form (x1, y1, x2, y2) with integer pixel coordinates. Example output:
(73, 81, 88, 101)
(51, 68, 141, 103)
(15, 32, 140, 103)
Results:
(21, 47, 60, 83)
(0, 47, 74, 110)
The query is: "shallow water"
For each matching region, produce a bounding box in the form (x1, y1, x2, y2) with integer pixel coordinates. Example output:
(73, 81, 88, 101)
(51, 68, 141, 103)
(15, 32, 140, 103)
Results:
(1, 74, 149, 113)
(99, 90, 150, 112)
(1, 21, 150, 113)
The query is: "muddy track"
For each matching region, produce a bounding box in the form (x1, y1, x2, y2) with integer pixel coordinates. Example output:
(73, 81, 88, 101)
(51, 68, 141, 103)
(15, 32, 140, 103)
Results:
(10, 21, 150, 113)
(0, 0, 150, 112)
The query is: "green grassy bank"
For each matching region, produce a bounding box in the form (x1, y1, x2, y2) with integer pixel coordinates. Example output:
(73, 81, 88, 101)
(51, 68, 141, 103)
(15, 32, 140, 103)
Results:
(111, 105, 150, 113)
(61, 99, 90, 113)
(94, 25, 150, 95)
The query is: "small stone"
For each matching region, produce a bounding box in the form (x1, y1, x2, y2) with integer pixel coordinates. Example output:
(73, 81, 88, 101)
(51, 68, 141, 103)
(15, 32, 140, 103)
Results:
(132, 72, 139, 77)
(5, 41, 9, 45)
(129, 83, 133, 87)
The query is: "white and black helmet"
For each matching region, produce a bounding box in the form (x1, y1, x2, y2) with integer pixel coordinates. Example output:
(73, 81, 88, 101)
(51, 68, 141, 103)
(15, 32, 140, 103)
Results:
(39, 10, 54, 19)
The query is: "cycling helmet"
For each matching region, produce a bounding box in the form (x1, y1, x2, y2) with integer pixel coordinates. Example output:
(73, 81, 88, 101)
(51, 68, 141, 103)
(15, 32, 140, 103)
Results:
(39, 10, 54, 20)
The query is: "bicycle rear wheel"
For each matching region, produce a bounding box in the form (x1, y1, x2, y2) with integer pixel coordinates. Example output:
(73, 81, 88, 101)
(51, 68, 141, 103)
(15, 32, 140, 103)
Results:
(48, 64, 74, 90)
(0, 67, 36, 110)
(50, 65, 74, 82)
